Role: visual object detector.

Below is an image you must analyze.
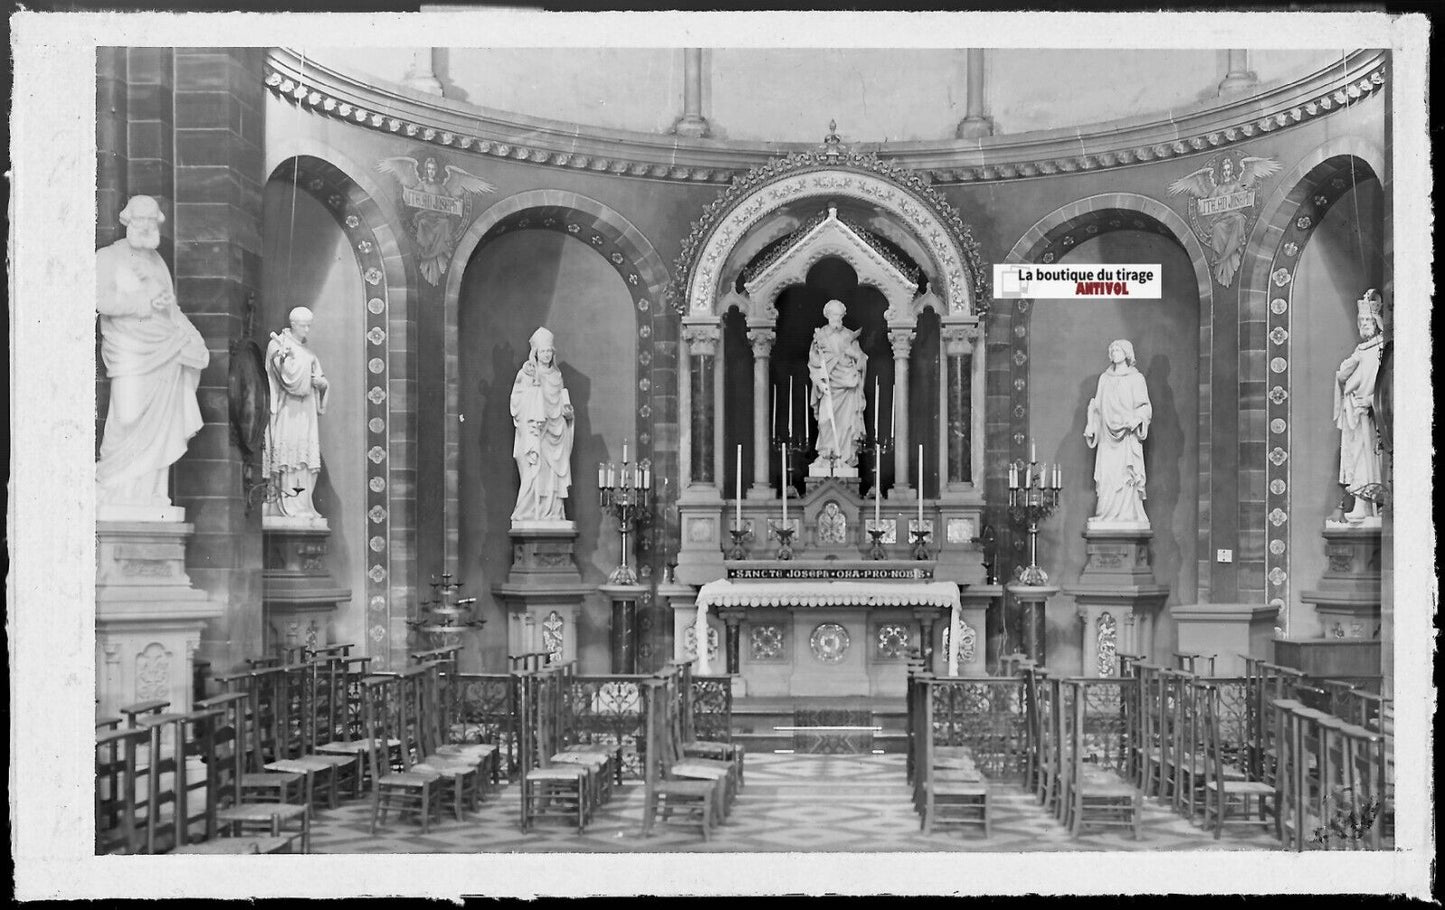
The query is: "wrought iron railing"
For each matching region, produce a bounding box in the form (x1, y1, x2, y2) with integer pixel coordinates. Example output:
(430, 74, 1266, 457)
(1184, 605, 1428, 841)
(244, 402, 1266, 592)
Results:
(925, 677, 1030, 780)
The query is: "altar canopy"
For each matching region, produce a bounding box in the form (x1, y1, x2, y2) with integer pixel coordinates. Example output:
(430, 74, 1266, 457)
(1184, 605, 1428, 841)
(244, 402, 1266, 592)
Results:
(694, 579, 962, 676)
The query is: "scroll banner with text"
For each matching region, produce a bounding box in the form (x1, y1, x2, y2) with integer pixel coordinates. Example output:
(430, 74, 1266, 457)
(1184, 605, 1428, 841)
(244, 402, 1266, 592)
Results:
(993, 264, 1162, 299)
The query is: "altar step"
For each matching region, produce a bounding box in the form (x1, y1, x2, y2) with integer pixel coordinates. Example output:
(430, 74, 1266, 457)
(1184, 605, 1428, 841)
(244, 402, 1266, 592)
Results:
(729, 696, 909, 755)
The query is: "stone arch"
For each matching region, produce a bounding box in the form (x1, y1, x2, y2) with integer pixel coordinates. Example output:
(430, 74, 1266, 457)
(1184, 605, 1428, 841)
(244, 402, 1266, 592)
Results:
(677, 162, 984, 318)
(444, 191, 675, 663)
(1233, 138, 1385, 625)
(995, 193, 1214, 587)
(266, 149, 417, 669)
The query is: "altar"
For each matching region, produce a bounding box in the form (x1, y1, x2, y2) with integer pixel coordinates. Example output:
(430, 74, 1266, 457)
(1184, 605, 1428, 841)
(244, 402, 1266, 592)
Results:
(688, 563, 962, 698)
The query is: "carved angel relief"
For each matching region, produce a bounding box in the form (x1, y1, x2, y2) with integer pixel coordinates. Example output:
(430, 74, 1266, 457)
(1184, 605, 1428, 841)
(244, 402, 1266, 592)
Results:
(376, 153, 496, 285)
(1167, 153, 1282, 287)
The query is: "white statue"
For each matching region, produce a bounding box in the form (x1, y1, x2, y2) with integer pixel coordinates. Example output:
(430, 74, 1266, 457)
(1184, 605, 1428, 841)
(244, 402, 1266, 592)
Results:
(1334, 289, 1386, 525)
(510, 327, 575, 524)
(95, 195, 210, 513)
(263, 306, 330, 522)
(808, 299, 867, 473)
(1084, 339, 1152, 528)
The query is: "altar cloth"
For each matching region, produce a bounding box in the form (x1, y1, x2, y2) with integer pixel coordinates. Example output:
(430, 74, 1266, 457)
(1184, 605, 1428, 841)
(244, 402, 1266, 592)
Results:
(693, 579, 961, 676)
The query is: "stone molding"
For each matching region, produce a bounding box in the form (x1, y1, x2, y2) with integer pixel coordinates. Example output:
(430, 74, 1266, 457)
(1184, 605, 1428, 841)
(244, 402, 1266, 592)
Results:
(265, 48, 1385, 188)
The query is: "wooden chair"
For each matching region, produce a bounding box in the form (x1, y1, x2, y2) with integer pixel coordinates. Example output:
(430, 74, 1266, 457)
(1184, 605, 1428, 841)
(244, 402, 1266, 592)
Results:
(361, 674, 443, 834)
(1133, 663, 1164, 794)
(404, 662, 485, 821)
(517, 671, 592, 833)
(1062, 678, 1142, 840)
(1199, 682, 1276, 839)
(671, 660, 744, 788)
(639, 678, 717, 841)
(215, 671, 312, 808)
(659, 670, 737, 819)
(95, 727, 148, 854)
(207, 688, 314, 853)
(312, 655, 377, 796)
(915, 680, 991, 837)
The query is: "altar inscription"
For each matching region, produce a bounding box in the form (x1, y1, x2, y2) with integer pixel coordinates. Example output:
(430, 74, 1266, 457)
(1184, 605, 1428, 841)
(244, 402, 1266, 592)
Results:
(727, 566, 933, 581)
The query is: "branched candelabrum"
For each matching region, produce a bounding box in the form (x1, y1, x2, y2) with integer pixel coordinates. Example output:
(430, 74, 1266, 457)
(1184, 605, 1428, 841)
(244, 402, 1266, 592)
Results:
(598, 454, 651, 584)
(407, 573, 484, 649)
(1007, 459, 1062, 585)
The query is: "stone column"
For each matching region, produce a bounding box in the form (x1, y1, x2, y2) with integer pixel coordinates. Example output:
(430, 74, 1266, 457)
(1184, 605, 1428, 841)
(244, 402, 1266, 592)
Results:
(714, 325, 728, 496)
(888, 328, 915, 499)
(1218, 50, 1258, 96)
(914, 605, 939, 671)
(673, 48, 711, 138)
(747, 327, 776, 499)
(601, 582, 643, 674)
(403, 48, 444, 96)
(721, 607, 745, 676)
(941, 324, 977, 488)
(682, 323, 719, 489)
(956, 49, 995, 139)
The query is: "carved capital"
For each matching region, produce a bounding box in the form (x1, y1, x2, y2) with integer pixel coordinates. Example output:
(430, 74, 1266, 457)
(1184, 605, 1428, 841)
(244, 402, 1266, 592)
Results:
(889, 329, 916, 360)
(683, 323, 720, 357)
(942, 323, 982, 355)
(747, 328, 776, 359)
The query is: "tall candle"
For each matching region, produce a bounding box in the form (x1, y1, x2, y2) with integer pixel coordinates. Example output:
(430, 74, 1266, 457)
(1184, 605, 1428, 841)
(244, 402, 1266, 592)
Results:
(874, 443, 882, 524)
(805, 390, 810, 438)
(623, 439, 629, 464)
(873, 378, 880, 439)
(918, 444, 924, 525)
(781, 444, 788, 526)
(597, 462, 605, 488)
(789, 376, 795, 435)
(735, 444, 742, 527)
(1030, 439, 1036, 464)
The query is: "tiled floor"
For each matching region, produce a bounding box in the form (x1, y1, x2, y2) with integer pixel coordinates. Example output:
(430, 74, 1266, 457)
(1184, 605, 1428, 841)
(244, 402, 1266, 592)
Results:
(307, 753, 1286, 853)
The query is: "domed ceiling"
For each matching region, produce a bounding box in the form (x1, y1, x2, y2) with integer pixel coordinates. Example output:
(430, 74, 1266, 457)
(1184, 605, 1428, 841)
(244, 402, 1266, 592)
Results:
(300, 47, 1347, 146)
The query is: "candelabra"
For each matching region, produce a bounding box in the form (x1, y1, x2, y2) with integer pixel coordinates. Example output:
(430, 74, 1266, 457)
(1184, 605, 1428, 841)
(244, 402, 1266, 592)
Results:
(866, 527, 889, 561)
(243, 469, 303, 516)
(770, 520, 797, 560)
(598, 454, 652, 584)
(407, 573, 484, 649)
(910, 527, 932, 561)
(1007, 459, 1062, 585)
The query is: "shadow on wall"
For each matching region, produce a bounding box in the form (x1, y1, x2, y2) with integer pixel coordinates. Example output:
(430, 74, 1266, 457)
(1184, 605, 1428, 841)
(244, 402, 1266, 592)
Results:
(1143, 352, 1183, 596)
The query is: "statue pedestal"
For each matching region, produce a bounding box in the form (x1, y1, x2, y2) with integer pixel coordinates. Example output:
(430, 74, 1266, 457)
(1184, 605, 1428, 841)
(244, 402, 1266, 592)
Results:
(1168, 602, 1281, 677)
(1004, 582, 1060, 665)
(96, 519, 223, 719)
(600, 582, 645, 673)
(944, 587, 994, 677)
(1063, 527, 1169, 673)
(262, 523, 351, 658)
(1300, 524, 1382, 639)
(493, 524, 589, 665)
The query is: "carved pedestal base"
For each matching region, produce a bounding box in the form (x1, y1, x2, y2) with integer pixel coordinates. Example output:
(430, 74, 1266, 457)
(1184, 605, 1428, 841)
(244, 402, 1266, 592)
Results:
(943, 593, 990, 677)
(96, 520, 223, 719)
(263, 526, 350, 658)
(1300, 524, 1382, 639)
(493, 526, 589, 666)
(1004, 582, 1060, 666)
(1168, 602, 1281, 678)
(1064, 528, 1169, 673)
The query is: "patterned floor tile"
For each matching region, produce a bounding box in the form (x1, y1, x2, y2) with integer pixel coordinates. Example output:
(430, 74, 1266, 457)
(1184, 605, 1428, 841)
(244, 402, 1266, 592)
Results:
(305, 753, 1287, 854)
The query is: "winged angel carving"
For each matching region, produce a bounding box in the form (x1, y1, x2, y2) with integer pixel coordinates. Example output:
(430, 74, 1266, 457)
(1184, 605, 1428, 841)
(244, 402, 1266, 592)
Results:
(376, 155, 496, 285)
(1167, 155, 1282, 287)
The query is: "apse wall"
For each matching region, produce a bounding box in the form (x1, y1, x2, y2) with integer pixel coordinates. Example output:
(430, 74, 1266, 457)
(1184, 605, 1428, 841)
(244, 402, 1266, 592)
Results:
(457, 228, 637, 673)
(1287, 179, 1384, 636)
(260, 181, 368, 650)
(1028, 231, 1200, 673)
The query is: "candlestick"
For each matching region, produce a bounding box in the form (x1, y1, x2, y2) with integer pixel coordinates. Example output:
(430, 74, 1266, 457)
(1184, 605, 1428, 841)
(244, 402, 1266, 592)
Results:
(735, 444, 742, 527)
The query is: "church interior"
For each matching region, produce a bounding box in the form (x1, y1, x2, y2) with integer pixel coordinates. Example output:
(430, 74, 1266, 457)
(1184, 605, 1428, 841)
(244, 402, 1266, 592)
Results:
(58, 32, 1423, 882)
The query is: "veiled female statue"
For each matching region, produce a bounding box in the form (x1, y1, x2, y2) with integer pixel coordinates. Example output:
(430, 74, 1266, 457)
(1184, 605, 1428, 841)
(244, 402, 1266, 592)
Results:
(510, 327, 575, 523)
(1084, 338, 1152, 527)
(1335, 289, 1386, 524)
(808, 300, 867, 473)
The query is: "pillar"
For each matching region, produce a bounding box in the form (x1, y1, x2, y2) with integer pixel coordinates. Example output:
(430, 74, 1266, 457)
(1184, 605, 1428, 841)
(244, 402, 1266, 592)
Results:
(602, 582, 643, 673)
(1218, 50, 1258, 96)
(721, 607, 744, 676)
(888, 328, 915, 499)
(747, 327, 775, 499)
(941, 324, 977, 488)
(403, 47, 444, 96)
(955, 49, 994, 139)
(171, 48, 268, 677)
(682, 322, 719, 489)
(673, 48, 710, 138)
